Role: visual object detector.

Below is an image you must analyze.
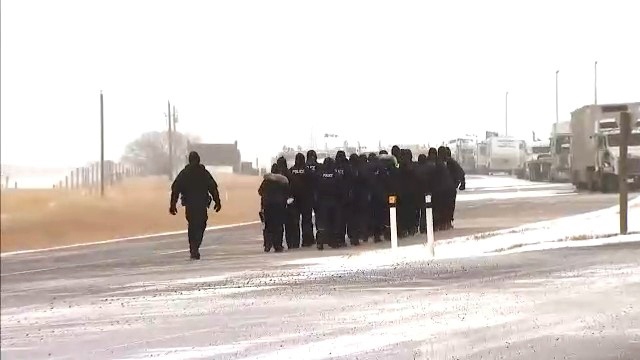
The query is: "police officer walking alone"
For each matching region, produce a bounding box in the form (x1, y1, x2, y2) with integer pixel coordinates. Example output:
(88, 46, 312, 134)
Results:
(169, 151, 222, 260)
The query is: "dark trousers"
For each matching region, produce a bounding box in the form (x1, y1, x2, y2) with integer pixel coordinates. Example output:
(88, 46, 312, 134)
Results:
(186, 206, 208, 255)
(418, 194, 427, 233)
(450, 190, 458, 222)
(431, 191, 446, 228)
(433, 188, 455, 228)
(287, 199, 315, 247)
(348, 197, 369, 242)
(396, 197, 407, 236)
(299, 200, 315, 245)
(371, 195, 388, 240)
(397, 195, 414, 237)
(285, 206, 300, 249)
(414, 195, 422, 233)
(336, 203, 348, 246)
(264, 203, 285, 251)
(316, 201, 339, 247)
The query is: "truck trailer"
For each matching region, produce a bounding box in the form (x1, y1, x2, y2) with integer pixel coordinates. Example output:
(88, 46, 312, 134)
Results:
(476, 136, 523, 174)
(570, 102, 640, 192)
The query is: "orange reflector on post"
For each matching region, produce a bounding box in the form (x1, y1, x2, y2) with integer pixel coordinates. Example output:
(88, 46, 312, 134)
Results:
(388, 195, 397, 205)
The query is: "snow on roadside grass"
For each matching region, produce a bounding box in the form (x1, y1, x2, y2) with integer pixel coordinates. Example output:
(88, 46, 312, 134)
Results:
(465, 175, 542, 190)
(457, 188, 575, 202)
(286, 197, 640, 274)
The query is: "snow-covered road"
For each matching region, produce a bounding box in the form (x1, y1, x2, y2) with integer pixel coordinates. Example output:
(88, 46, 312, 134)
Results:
(2, 175, 639, 359)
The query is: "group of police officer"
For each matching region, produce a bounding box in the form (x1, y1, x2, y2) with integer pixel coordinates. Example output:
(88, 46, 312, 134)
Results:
(258, 145, 466, 252)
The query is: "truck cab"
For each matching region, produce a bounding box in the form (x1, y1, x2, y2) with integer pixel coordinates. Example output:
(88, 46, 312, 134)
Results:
(570, 102, 640, 192)
(519, 141, 552, 181)
(549, 121, 571, 182)
(447, 137, 477, 174)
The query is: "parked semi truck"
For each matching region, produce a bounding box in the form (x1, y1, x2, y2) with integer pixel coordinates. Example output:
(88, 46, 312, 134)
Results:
(519, 140, 552, 181)
(549, 121, 572, 182)
(447, 136, 477, 173)
(476, 136, 522, 174)
(570, 102, 640, 192)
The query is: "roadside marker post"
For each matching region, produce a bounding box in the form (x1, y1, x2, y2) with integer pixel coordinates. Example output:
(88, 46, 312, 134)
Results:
(389, 195, 398, 249)
(619, 111, 631, 235)
(425, 194, 435, 257)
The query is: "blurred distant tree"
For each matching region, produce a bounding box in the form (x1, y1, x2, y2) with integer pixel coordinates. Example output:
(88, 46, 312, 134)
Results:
(121, 131, 200, 176)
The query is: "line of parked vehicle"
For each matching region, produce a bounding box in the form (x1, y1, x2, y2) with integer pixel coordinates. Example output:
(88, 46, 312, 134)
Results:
(446, 101, 640, 192)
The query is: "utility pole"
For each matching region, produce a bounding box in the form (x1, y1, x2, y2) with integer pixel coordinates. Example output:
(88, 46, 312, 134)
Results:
(505, 91, 509, 136)
(594, 61, 598, 105)
(172, 105, 178, 168)
(100, 91, 105, 198)
(172, 106, 178, 134)
(167, 101, 173, 179)
(555, 70, 559, 124)
(619, 111, 631, 235)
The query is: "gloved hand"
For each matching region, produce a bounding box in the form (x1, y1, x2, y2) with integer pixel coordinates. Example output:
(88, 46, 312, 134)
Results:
(287, 198, 294, 205)
(214, 202, 222, 213)
(459, 182, 466, 191)
(169, 206, 178, 215)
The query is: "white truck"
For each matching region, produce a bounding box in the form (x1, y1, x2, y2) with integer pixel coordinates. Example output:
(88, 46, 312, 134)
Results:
(476, 140, 489, 174)
(447, 137, 477, 173)
(476, 136, 523, 174)
(519, 140, 552, 181)
(549, 121, 571, 182)
(570, 102, 640, 192)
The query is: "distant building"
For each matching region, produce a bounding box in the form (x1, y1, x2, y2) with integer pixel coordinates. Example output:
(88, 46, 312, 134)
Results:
(187, 141, 242, 173)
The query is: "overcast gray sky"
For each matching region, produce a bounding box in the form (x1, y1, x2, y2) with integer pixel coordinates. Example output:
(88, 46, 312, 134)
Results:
(1, 0, 639, 168)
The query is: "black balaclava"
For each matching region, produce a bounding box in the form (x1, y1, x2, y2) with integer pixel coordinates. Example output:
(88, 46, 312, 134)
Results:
(306, 150, 317, 163)
(349, 153, 359, 166)
(335, 150, 347, 164)
(277, 156, 288, 172)
(445, 147, 452, 158)
(427, 148, 437, 159)
(391, 145, 401, 158)
(437, 146, 448, 161)
(188, 151, 201, 165)
(295, 153, 305, 166)
(270, 163, 278, 174)
(418, 154, 427, 164)
(359, 154, 368, 163)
